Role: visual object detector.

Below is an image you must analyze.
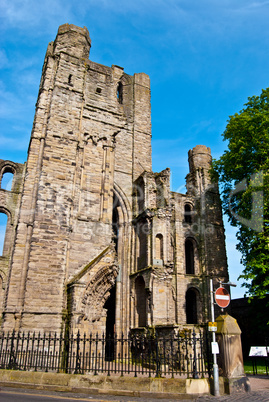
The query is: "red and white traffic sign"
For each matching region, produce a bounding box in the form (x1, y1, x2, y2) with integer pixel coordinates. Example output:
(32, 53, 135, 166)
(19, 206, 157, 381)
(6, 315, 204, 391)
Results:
(215, 287, 230, 308)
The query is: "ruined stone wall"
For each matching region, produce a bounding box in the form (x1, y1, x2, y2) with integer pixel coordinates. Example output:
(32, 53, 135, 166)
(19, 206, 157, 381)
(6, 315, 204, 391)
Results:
(1, 24, 229, 336)
(2, 24, 151, 333)
(0, 161, 25, 320)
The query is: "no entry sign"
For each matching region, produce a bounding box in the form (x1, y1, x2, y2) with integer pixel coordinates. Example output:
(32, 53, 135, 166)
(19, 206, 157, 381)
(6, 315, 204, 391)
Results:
(215, 287, 230, 308)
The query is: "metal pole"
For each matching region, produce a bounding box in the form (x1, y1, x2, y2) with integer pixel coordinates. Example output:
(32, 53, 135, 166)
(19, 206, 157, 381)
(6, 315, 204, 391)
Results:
(210, 278, 220, 397)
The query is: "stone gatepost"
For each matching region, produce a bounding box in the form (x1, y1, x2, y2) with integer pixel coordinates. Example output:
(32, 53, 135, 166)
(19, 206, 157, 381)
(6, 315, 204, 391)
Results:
(216, 314, 250, 394)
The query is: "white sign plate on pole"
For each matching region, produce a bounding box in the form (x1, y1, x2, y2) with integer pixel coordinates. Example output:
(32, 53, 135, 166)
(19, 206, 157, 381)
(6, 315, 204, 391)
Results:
(211, 342, 219, 355)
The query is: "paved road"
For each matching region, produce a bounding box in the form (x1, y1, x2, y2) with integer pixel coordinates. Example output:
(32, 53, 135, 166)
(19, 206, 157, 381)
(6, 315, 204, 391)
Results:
(0, 388, 125, 402)
(0, 376, 269, 402)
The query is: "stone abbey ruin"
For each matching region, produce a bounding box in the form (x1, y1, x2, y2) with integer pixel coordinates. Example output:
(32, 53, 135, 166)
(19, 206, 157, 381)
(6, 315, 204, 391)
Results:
(0, 24, 229, 336)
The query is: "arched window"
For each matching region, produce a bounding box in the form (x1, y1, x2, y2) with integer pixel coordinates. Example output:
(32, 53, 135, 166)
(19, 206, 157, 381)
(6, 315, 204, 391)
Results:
(1, 170, 14, 191)
(185, 239, 194, 274)
(186, 288, 198, 324)
(117, 82, 123, 104)
(137, 221, 148, 270)
(0, 212, 8, 256)
(184, 204, 192, 224)
(155, 234, 163, 260)
(135, 276, 147, 327)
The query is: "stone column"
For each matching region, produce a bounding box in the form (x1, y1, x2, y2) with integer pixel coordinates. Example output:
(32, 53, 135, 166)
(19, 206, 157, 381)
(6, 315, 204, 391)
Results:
(216, 314, 250, 394)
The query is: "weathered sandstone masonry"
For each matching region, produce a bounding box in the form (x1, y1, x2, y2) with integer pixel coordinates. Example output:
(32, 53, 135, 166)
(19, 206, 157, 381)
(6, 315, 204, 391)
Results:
(0, 24, 229, 336)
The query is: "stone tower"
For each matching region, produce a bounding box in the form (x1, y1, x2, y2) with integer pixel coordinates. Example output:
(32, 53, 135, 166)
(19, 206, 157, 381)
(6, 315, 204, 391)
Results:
(0, 24, 229, 336)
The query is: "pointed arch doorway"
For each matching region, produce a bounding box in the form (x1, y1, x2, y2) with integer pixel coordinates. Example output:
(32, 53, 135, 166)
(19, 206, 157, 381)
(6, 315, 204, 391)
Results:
(111, 184, 131, 337)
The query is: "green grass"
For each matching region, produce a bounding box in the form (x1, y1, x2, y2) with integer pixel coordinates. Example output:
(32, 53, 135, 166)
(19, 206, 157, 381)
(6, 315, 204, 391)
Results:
(244, 358, 269, 375)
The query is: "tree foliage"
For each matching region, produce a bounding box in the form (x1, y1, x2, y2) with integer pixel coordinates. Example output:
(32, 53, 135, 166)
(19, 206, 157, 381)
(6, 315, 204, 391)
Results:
(212, 88, 269, 299)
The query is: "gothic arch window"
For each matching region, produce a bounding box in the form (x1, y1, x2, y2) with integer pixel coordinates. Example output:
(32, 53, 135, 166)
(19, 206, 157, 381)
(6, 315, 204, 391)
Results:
(184, 204, 192, 224)
(155, 233, 163, 260)
(136, 221, 148, 270)
(0, 167, 15, 191)
(185, 238, 195, 274)
(0, 211, 8, 256)
(117, 82, 123, 104)
(113, 185, 130, 264)
(186, 288, 198, 324)
(135, 276, 147, 327)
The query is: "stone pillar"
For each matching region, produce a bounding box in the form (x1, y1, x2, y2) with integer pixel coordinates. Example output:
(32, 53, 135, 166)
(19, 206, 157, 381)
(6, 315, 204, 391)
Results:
(216, 314, 250, 394)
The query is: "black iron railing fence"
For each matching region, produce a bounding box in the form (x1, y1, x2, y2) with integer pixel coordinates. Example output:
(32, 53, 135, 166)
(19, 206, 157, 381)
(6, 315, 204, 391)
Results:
(0, 329, 212, 378)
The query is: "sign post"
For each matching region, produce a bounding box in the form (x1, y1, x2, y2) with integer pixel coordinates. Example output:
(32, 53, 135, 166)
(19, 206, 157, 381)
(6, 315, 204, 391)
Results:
(210, 279, 220, 397)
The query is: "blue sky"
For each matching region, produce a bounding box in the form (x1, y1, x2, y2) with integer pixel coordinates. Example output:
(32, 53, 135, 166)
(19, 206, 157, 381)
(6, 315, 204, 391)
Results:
(1, 0, 269, 299)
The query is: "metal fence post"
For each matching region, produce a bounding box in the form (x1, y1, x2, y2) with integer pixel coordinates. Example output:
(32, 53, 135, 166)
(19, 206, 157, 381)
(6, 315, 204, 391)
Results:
(74, 331, 81, 374)
(7, 329, 17, 370)
(192, 328, 198, 379)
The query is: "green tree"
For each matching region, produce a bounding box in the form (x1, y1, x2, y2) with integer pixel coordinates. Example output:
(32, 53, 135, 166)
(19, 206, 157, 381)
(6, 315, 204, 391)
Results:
(212, 88, 269, 299)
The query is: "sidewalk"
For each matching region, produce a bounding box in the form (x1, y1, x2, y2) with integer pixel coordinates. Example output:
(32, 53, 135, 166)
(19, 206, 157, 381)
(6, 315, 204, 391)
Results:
(196, 375, 269, 401)
(248, 375, 269, 391)
(1, 371, 269, 400)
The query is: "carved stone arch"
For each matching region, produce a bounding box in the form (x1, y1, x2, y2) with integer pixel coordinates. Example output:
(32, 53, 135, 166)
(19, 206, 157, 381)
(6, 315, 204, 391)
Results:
(120, 73, 132, 86)
(80, 263, 119, 323)
(0, 207, 12, 225)
(0, 160, 17, 176)
(113, 183, 131, 259)
(112, 183, 132, 336)
(113, 183, 131, 224)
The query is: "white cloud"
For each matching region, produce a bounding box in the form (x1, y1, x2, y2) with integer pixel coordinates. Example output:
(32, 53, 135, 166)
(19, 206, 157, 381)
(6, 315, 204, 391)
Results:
(242, 1, 269, 9)
(0, 0, 72, 31)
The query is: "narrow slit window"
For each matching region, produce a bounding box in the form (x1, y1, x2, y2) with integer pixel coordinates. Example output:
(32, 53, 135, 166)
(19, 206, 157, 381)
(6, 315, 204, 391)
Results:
(117, 82, 123, 104)
(155, 234, 163, 260)
(184, 204, 192, 224)
(185, 239, 194, 274)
